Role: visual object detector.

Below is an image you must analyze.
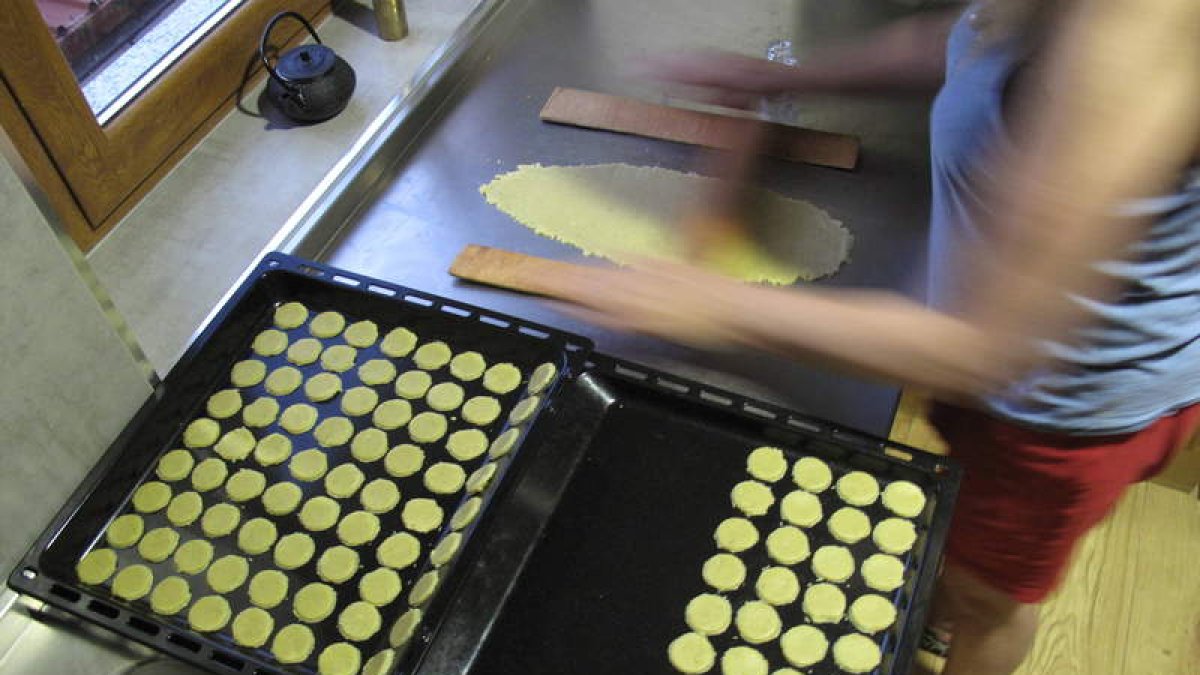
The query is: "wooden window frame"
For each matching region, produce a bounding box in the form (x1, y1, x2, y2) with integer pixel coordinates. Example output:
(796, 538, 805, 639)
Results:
(0, 0, 329, 251)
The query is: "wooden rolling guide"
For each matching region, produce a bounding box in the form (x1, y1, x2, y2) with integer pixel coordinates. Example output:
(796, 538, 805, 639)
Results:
(449, 244, 604, 298)
(539, 87, 861, 170)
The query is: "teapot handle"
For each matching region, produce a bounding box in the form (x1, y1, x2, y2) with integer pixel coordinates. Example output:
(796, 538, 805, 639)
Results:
(259, 11, 323, 87)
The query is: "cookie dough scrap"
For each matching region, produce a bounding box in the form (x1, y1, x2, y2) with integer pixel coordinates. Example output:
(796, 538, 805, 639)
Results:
(77, 549, 118, 585)
(803, 583, 846, 623)
(833, 633, 883, 674)
(482, 362, 522, 394)
(780, 624, 828, 669)
(274, 301, 309, 329)
(837, 471, 880, 506)
(424, 462, 466, 494)
(714, 517, 758, 553)
(746, 446, 788, 483)
(792, 456, 833, 492)
(319, 643, 362, 675)
(191, 457, 228, 492)
(249, 569, 290, 609)
(849, 594, 898, 633)
(401, 498, 444, 533)
(149, 576, 191, 616)
(274, 532, 316, 570)
(413, 341, 453, 370)
(189, 595, 232, 632)
(310, 311, 346, 338)
(156, 449, 195, 482)
(874, 518, 918, 555)
(702, 553, 746, 592)
(318, 546, 361, 584)
(861, 553, 906, 592)
(377, 532, 421, 569)
(721, 645, 768, 675)
(731, 480, 775, 517)
(754, 566, 800, 606)
(112, 564, 154, 601)
(232, 607, 275, 648)
(449, 351, 487, 381)
(273, 624, 316, 664)
(338, 601, 383, 641)
(137, 527, 180, 563)
(667, 632, 716, 674)
(294, 582, 338, 623)
(828, 506, 872, 544)
(173, 540, 214, 575)
(394, 370, 433, 399)
(685, 593, 732, 636)
(345, 320, 379, 348)
(882, 479, 927, 518)
(288, 338, 323, 366)
(167, 491, 204, 526)
(812, 545, 855, 582)
(385, 443, 425, 477)
(780, 489, 823, 527)
(105, 514, 144, 548)
(736, 601, 782, 644)
(206, 554, 249, 593)
(230, 359, 267, 387)
(381, 327, 418, 358)
(262, 482, 303, 516)
(765, 525, 810, 565)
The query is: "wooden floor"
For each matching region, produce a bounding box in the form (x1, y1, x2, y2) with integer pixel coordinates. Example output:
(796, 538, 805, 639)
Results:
(889, 392, 1200, 675)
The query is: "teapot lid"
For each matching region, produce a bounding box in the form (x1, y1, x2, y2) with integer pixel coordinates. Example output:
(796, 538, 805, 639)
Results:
(275, 44, 336, 84)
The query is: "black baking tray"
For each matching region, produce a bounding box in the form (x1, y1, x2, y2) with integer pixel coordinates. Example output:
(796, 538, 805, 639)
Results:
(462, 355, 961, 675)
(8, 253, 592, 675)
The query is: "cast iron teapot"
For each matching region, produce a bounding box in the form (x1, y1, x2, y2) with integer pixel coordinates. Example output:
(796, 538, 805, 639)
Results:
(259, 11, 356, 123)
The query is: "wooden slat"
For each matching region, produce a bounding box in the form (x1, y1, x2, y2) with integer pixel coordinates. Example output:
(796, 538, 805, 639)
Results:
(449, 244, 610, 299)
(540, 87, 860, 170)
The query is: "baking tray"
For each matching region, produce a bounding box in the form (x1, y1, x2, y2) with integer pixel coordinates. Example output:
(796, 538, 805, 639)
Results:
(8, 252, 592, 675)
(466, 355, 961, 675)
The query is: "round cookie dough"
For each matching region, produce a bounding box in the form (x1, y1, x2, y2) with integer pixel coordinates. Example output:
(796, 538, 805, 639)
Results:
(407, 411, 447, 443)
(746, 446, 788, 483)
(341, 386, 380, 417)
(173, 540, 214, 575)
(156, 449, 195, 482)
(262, 482, 303, 516)
(445, 428, 487, 461)
(828, 507, 872, 544)
(318, 546, 361, 584)
(833, 633, 882, 674)
(685, 594, 732, 636)
(462, 396, 502, 426)
(255, 433, 293, 466)
(226, 468, 267, 502)
(215, 427, 256, 461)
(318, 643, 362, 675)
(466, 463, 497, 494)
(482, 363, 522, 395)
(294, 582, 338, 623)
(755, 567, 800, 606)
(315, 417, 354, 447)
(526, 362, 556, 395)
(310, 311, 346, 339)
(765, 526, 810, 565)
(191, 458, 228, 492)
(780, 489, 822, 528)
(237, 517, 278, 555)
(363, 650, 396, 675)
(508, 396, 540, 425)
(849, 594, 898, 633)
(249, 569, 289, 609)
(424, 462, 466, 494)
(106, 514, 144, 548)
(326, 463, 366, 498)
(274, 532, 316, 570)
(449, 351, 486, 381)
(252, 329, 288, 357)
(359, 359, 398, 386)
(359, 568, 402, 606)
(206, 555, 249, 593)
(430, 532, 462, 567)
(272, 624, 316, 664)
(731, 480, 775, 517)
(373, 399, 414, 431)
(206, 389, 242, 420)
(837, 471, 880, 507)
(338, 601, 382, 641)
(150, 576, 191, 616)
(183, 418, 220, 449)
(803, 583, 846, 623)
(385, 444, 425, 477)
(780, 625, 829, 669)
(306, 372, 343, 402)
(667, 632, 716, 674)
(861, 553, 906, 592)
(714, 517, 758, 553)
(299, 496, 341, 532)
(112, 564, 154, 601)
(275, 301, 309, 329)
(133, 481, 171, 513)
(408, 570, 439, 606)
(360, 478, 401, 513)
(290, 448, 330, 481)
(137, 527, 180, 563)
(280, 403, 319, 435)
(377, 532, 421, 569)
(337, 511, 381, 547)
(722, 646, 768, 675)
(242, 397, 280, 428)
(380, 327, 418, 358)
(882, 480, 927, 518)
(76, 549, 117, 585)
(873, 518, 918, 555)
(792, 456, 833, 492)
(348, 429, 387, 463)
(287, 338, 324, 366)
(812, 545, 855, 583)
(426, 382, 464, 412)
(388, 608, 422, 648)
(702, 553, 746, 592)
(413, 341, 452, 370)
(402, 499, 444, 534)
(394, 370, 432, 399)
(167, 491, 204, 527)
(265, 366, 303, 396)
(232, 607, 275, 648)
(230, 360, 267, 387)
(188, 595, 231, 632)
(450, 497, 482, 531)
(488, 428, 520, 459)
(345, 320, 379, 348)
(200, 503, 240, 538)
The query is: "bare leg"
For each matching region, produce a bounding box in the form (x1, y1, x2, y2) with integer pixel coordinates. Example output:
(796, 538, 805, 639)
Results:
(934, 562, 1040, 675)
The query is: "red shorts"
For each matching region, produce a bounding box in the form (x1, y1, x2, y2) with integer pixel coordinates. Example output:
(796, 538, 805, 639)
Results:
(928, 401, 1200, 604)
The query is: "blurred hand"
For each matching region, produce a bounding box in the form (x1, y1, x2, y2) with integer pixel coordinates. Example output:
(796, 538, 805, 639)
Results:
(642, 50, 798, 109)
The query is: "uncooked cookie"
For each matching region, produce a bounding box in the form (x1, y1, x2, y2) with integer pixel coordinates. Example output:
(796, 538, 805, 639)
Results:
(299, 496, 341, 531)
(426, 382, 465, 412)
(780, 625, 828, 669)
(318, 546, 361, 584)
(206, 389, 242, 419)
(413, 342, 452, 370)
(720, 646, 768, 675)
(359, 359, 398, 386)
(424, 462, 466, 495)
(345, 320, 379, 348)
(341, 386, 379, 416)
(861, 553, 906, 592)
(754, 567, 800, 606)
(376, 532, 421, 569)
(338, 511, 381, 547)
(849, 594, 897, 633)
(380, 327, 418, 358)
(363, 650, 396, 675)
(167, 491, 204, 526)
(792, 456, 833, 492)
(316, 417, 354, 447)
(215, 427, 255, 461)
(359, 568, 402, 606)
(288, 338, 324, 366)
(466, 462, 497, 494)
(445, 428, 487, 461)
(812, 545, 855, 582)
(449, 351, 487, 381)
(280, 403, 319, 435)
(249, 569, 289, 609)
(290, 448, 330, 481)
(388, 608, 422, 648)
(294, 582, 338, 623)
(873, 518, 918, 554)
(409, 570, 440, 606)
(685, 593, 732, 636)
(401, 499, 444, 534)
(310, 311, 346, 338)
(803, 583, 846, 624)
(232, 607, 275, 648)
(430, 532, 462, 567)
(837, 471, 880, 507)
(714, 517, 758, 553)
(237, 517, 278, 555)
(736, 600, 782, 644)
(833, 633, 882, 674)
(488, 428, 520, 458)
(275, 301, 309, 329)
(746, 446, 788, 483)
(882, 480, 927, 518)
(828, 507, 872, 544)
(765, 526, 810, 565)
(132, 481, 171, 513)
(206, 554, 249, 593)
(702, 553, 746, 592)
(253, 329, 288, 356)
(188, 595, 231, 632)
(76, 549, 117, 585)
(262, 482, 303, 516)
(407, 411, 447, 443)
(243, 397, 280, 428)
(450, 497, 482, 530)
(780, 490, 822, 527)
(318, 643, 362, 675)
(106, 514, 144, 548)
(274, 532, 316, 570)
(201, 503, 240, 538)
(351, 428, 389, 463)
(150, 576, 191, 616)
(173, 540, 214, 575)
(265, 366, 303, 396)
(191, 458, 229, 492)
(385, 444, 425, 477)
(230, 360, 267, 387)
(508, 396, 540, 425)
(183, 418, 220, 449)
(255, 433, 293, 466)
(526, 362, 556, 394)
(306, 372, 343, 402)
(326, 463, 366, 498)
(272, 624, 316, 664)
(156, 449, 194, 482)
(360, 478, 401, 513)
(482, 363, 522, 394)
(373, 399, 414, 431)
(667, 632, 716, 674)
(462, 396, 502, 426)
(112, 564, 154, 601)
(338, 601, 382, 641)
(394, 370, 432, 399)
(731, 480, 775, 517)
(226, 468, 267, 502)
(137, 527, 180, 563)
